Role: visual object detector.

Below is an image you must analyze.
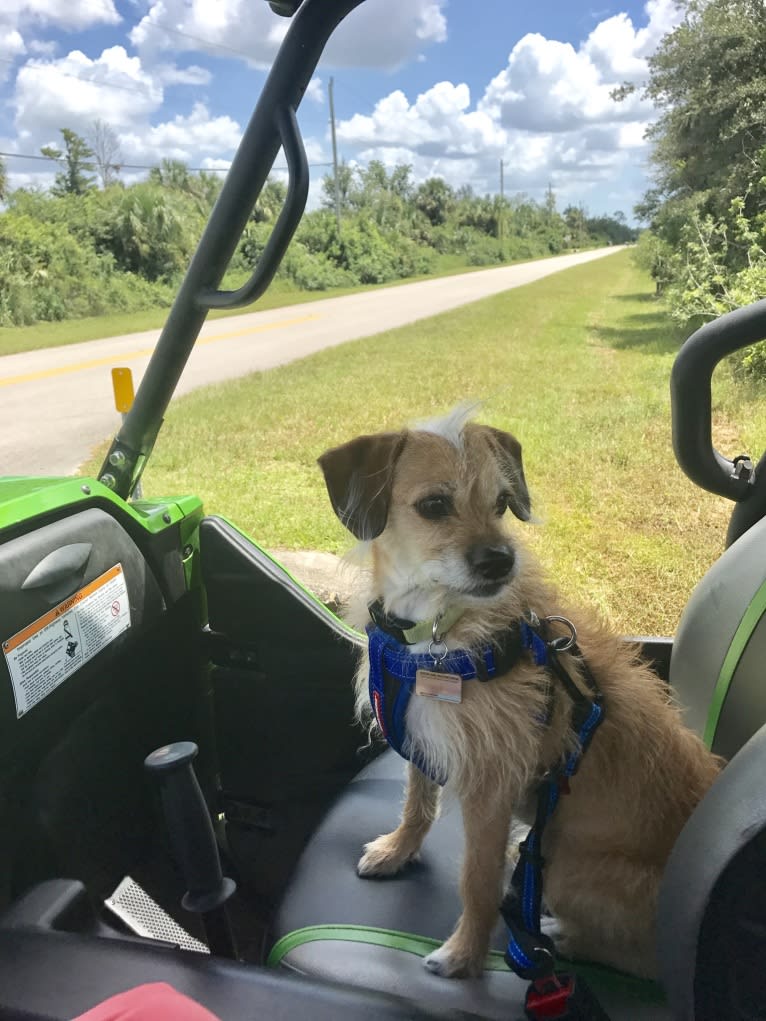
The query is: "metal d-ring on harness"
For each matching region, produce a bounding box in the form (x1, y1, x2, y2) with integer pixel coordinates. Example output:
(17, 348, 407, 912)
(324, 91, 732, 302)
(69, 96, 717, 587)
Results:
(428, 614, 449, 667)
(503, 612, 610, 1021)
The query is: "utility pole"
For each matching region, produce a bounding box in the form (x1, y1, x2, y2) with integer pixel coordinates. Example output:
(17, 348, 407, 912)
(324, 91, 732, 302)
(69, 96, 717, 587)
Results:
(328, 76, 341, 234)
(498, 158, 505, 256)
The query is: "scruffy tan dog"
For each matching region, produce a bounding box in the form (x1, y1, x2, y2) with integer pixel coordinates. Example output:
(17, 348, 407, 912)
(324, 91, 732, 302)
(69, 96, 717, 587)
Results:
(318, 408, 721, 981)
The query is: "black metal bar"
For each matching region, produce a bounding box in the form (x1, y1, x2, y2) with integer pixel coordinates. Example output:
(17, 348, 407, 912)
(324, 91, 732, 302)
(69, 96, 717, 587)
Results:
(98, 0, 366, 499)
(671, 299, 766, 502)
(198, 106, 309, 310)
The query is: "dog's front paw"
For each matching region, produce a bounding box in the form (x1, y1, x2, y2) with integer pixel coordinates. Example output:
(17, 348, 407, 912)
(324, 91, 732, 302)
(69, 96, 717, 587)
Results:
(356, 833, 418, 878)
(423, 937, 484, 979)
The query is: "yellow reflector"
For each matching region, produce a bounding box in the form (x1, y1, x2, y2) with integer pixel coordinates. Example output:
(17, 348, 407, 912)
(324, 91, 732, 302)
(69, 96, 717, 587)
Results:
(111, 367, 135, 413)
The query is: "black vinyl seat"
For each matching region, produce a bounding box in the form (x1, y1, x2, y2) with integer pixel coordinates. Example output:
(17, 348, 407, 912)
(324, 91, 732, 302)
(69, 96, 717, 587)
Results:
(270, 750, 671, 1021)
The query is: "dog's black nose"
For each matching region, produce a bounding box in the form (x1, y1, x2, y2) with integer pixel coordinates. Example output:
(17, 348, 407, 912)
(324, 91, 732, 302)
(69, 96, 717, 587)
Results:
(467, 543, 515, 582)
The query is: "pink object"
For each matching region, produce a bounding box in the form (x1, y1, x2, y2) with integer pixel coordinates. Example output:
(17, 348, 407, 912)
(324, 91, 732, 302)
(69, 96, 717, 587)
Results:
(72, 982, 222, 1020)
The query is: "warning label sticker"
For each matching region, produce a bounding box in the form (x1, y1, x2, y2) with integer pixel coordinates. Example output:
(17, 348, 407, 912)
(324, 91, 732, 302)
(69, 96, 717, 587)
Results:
(3, 564, 131, 719)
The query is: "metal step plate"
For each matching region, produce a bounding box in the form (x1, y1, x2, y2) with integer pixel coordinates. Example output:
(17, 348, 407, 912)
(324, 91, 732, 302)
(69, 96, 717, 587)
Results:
(104, 876, 209, 954)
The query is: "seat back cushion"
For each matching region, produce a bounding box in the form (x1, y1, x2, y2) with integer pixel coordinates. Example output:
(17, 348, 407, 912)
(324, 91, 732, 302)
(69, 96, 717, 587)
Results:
(658, 722, 766, 1021)
(670, 514, 766, 759)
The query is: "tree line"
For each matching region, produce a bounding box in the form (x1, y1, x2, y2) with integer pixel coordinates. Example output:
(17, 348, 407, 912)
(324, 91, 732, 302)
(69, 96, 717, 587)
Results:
(629, 0, 766, 376)
(0, 124, 633, 329)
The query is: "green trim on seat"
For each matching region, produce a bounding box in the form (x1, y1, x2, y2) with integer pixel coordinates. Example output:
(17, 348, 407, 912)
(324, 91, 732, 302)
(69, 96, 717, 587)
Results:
(266, 924, 666, 1003)
(268, 924, 510, 971)
(704, 575, 766, 747)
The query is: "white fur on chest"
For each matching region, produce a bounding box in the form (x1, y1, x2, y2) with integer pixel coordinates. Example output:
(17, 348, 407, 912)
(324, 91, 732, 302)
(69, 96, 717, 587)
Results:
(403, 688, 456, 778)
(355, 643, 459, 784)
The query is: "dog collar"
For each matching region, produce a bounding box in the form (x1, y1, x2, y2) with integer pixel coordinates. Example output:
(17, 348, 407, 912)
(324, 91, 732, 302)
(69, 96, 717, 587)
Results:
(367, 599, 465, 645)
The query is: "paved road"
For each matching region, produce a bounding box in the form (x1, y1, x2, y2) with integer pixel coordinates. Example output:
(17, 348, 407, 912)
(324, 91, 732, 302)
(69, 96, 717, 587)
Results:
(0, 247, 621, 477)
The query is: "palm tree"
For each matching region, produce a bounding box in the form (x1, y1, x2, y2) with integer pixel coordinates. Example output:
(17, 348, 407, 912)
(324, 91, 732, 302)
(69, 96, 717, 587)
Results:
(148, 159, 194, 192)
(109, 184, 193, 281)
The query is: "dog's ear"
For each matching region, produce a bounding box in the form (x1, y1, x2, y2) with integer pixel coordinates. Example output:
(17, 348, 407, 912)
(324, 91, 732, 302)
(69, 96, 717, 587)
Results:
(318, 432, 407, 540)
(483, 426, 532, 521)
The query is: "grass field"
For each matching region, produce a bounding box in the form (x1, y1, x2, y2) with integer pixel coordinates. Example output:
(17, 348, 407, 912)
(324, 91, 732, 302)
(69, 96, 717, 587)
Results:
(84, 249, 766, 636)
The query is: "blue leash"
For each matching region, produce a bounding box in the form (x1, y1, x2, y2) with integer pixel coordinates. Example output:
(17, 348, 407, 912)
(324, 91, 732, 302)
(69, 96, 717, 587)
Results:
(501, 615, 609, 1020)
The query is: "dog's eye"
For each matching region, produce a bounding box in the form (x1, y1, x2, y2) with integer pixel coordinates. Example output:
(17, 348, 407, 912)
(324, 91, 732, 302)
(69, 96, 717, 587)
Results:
(495, 491, 510, 516)
(415, 494, 454, 520)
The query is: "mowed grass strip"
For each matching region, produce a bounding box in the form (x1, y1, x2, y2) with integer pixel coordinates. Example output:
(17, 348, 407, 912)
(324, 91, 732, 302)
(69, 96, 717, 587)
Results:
(85, 249, 764, 635)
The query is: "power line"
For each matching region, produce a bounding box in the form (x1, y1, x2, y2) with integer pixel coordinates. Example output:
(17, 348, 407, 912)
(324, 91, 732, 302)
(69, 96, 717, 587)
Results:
(331, 77, 384, 118)
(145, 22, 266, 62)
(0, 55, 158, 99)
(0, 149, 333, 174)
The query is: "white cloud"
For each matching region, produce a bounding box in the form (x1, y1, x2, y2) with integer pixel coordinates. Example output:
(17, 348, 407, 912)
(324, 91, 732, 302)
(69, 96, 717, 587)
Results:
(10, 45, 240, 184)
(334, 0, 679, 215)
(479, 32, 652, 134)
(6, 167, 56, 192)
(129, 0, 286, 66)
(130, 0, 447, 70)
(583, 0, 681, 81)
(119, 102, 241, 163)
(0, 0, 120, 81)
(200, 157, 231, 172)
(0, 29, 25, 78)
(155, 62, 211, 86)
(1, 0, 677, 218)
(584, 14, 652, 82)
(2, 0, 120, 32)
(305, 77, 324, 105)
(14, 46, 163, 144)
(27, 38, 57, 55)
(337, 81, 505, 159)
(323, 0, 447, 67)
(416, 2, 447, 42)
(303, 136, 329, 165)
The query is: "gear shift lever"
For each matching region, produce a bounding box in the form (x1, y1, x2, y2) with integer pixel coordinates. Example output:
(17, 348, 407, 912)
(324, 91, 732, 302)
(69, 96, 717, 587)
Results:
(144, 741, 237, 959)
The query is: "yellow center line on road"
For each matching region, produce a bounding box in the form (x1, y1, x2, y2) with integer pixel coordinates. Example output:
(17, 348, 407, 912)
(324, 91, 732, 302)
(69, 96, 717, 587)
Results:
(0, 312, 321, 389)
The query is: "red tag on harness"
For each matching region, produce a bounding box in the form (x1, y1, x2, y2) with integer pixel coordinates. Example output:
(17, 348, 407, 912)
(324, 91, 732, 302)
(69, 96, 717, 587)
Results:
(524, 973, 611, 1021)
(525, 974, 574, 1019)
(372, 689, 387, 737)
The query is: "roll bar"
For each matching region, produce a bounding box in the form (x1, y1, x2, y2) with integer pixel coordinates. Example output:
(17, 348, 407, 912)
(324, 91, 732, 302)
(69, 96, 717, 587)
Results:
(670, 300, 766, 546)
(99, 0, 366, 499)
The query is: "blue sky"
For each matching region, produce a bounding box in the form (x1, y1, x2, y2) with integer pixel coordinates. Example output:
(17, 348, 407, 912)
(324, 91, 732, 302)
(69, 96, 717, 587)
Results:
(0, 1, 682, 219)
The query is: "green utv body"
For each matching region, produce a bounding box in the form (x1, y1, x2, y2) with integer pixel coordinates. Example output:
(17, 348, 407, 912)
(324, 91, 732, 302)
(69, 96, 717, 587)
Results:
(1, 3, 765, 1019)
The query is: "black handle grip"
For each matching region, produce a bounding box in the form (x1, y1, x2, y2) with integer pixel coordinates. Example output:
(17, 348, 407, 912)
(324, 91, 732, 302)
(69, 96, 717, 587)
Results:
(144, 742, 232, 913)
(671, 299, 766, 501)
(198, 105, 309, 310)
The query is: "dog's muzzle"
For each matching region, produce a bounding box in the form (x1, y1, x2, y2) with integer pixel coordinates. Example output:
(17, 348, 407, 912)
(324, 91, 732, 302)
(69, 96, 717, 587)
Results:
(465, 542, 515, 596)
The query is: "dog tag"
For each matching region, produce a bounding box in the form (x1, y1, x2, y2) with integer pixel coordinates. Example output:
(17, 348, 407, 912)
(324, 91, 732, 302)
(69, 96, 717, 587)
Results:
(415, 669, 462, 704)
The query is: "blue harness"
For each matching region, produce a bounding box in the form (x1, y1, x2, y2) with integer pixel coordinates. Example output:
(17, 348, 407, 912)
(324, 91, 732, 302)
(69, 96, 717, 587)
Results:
(365, 606, 606, 1008)
(366, 619, 541, 783)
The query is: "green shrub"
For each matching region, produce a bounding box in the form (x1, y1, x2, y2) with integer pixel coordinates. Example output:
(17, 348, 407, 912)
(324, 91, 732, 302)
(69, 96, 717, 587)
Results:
(0, 210, 173, 325)
(466, 234, 505, 266)
(0, 163, 627, 329)
(335, 217, 400, 283)
(280, 243, 354, 290)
